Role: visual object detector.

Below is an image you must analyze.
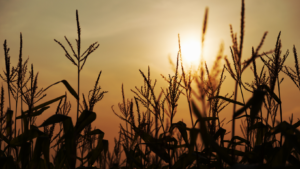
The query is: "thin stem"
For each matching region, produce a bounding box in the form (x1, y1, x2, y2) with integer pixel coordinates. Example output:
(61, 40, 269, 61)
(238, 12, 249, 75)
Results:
(186, 90, 193, 127)
(277, 76, 283, 146)
(76, 10, 81, 168)
(238, 81, 249, 151)
(76, 9, 81, 123)
(231, 80, 238, 163)
(77, 63, 80, 121)
(14, 95, 18, 138)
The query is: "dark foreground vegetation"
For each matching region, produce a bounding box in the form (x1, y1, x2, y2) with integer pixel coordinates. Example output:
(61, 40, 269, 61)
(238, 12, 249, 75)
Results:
(1, 0, 300, 168)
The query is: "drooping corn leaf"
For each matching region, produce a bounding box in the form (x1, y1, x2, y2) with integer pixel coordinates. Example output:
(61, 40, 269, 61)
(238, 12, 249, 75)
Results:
(22, 95, 65, 115)
(249, 90, 265, 126)
(260, 84, 281, 104)
(39, 114, 70, 127)
(78, 129, 107, 166)
(225, 136, 250, 149)
(0, 132, 9, 144)
(227, 114, 260, 124)
(209, 96, 245, 106)
(194, 117, 219, 128)
(213, 127, 226, 141)
(75, 110, 96, 134)
(16, 106, 50, 119)
(43, 80, 78, 100)
(192, 101, 233, 166)
(170, 121, 188, 144)
(86, 129, 104, 139)
(133, 127, 170, 163)
(86, 139, 108, 166)
(233, 98, 253, 119)
(10, 126, 46, 146)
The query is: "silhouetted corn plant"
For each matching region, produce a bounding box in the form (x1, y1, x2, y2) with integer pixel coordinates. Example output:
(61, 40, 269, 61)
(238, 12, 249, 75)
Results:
(54, 10, 99, 123)
(2, 1, 300, 169)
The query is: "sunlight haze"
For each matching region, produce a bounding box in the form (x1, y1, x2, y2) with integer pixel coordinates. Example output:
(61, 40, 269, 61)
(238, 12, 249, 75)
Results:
(1, 0, 300, 165)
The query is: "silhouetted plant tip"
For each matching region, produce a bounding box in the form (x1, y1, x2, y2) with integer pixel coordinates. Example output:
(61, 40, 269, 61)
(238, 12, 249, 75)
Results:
(54, 9, 100, 123)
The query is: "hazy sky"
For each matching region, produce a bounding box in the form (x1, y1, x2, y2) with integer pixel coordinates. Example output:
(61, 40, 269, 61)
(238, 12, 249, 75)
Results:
(1, 0, 300, 158)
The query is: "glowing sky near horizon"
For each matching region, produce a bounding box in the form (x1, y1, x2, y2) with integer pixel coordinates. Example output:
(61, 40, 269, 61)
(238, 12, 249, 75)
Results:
(1, 0, 300, 155)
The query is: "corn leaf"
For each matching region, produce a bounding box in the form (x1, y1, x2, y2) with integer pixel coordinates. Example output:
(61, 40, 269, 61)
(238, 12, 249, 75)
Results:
(75, 110, 96, 134)
(170, 121, 188, 144)
(192, 101, 233, 166)
(22, 95, 65, 115)
(209, 96, 245, 106)
(44, 80, 78, 100)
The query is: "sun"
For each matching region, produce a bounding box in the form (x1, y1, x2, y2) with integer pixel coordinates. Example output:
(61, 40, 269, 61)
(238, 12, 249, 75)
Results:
(180, 38, 201, 68)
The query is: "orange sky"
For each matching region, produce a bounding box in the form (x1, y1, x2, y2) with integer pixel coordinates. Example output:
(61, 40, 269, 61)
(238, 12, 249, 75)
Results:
(1, 0, 300, 163)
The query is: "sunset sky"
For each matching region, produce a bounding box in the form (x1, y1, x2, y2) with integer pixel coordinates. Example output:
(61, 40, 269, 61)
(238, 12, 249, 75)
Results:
(1, 0, 300, 158)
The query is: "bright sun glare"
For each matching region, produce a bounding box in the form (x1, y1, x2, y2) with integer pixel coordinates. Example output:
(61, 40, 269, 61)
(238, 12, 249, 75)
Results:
(180, 39, 201, 68)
